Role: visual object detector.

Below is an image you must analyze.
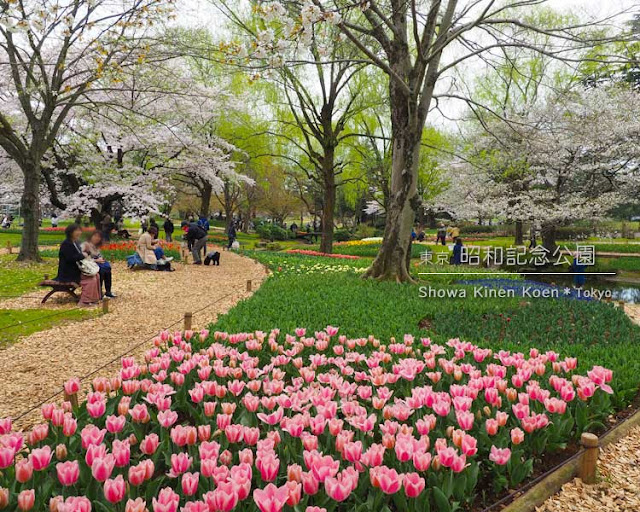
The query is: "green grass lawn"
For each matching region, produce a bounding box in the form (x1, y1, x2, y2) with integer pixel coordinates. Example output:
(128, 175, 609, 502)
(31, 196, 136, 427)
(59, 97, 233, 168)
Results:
(0, 255, 97, 347)
(214, 252, 640, 408)
(0, 308, 97, 348)
(0, 255, 58, 297)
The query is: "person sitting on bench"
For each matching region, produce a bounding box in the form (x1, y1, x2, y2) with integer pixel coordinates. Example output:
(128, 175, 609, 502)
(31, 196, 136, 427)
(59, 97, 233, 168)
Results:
(55, 224, 101, 305)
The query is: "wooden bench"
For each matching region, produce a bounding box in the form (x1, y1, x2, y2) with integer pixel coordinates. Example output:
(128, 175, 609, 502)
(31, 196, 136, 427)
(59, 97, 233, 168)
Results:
(38, 278, 80, 304)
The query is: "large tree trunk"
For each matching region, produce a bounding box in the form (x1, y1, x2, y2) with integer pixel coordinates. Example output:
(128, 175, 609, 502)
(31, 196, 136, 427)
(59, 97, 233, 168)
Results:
(514, 220, 524, 245)
(542, 225, 557, 253)
(363, 129, 421, 282)
(200, 182, 212, 218)
(17, 162, 41, 262)
(320, 156, 336, 254)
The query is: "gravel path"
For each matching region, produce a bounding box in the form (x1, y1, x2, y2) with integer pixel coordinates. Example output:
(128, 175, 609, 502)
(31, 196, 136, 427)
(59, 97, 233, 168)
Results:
(0, 248, 267, 428)
(537, 425, 640, 512)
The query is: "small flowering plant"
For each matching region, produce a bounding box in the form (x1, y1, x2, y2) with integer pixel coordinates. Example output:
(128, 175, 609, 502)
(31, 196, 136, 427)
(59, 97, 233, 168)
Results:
(0, 328, 613, 512)
(285, 250, 360, 260)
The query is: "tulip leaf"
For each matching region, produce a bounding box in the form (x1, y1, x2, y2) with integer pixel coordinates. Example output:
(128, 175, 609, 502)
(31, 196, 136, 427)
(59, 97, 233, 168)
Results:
(433, 486, 451, 512)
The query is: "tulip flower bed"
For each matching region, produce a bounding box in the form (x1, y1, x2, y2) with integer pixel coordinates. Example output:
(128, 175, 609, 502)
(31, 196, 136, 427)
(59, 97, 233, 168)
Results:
(285, 250, 361, 260)
(40, 242, 182, 263)
(0, 327, 615, 512)
(248, 252, 370, 276)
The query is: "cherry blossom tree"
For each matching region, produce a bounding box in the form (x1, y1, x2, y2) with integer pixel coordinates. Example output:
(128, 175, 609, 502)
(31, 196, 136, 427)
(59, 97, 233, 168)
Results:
(0, 0, 173, 260)
(238, 0, 631, 281)
(448, 86, 640, 250)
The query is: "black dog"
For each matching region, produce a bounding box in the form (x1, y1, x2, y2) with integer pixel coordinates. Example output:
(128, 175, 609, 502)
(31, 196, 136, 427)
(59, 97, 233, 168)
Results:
(204, 251, 220, 266)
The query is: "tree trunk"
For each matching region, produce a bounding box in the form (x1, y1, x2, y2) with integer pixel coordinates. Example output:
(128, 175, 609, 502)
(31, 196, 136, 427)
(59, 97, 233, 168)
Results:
(17, 162, 41, 262)
(200, 182, 212, 218)
(542, 225, 557, 253)
(320, 160, 336, 254)
(363, 128, 421, 282)
(514, 220, 524, 245)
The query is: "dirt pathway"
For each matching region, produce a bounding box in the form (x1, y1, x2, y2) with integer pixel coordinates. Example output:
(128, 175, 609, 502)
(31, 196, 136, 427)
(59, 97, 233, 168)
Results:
(0, 249, 267, 428)
(537, 425, 640, 512)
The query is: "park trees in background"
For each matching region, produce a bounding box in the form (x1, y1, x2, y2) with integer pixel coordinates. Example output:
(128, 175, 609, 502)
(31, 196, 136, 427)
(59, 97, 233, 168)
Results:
(211, 2, 367, 253)
(451, 85, 640, 251)
(243, 0, 632, 281)
(0, 0, 172, 260)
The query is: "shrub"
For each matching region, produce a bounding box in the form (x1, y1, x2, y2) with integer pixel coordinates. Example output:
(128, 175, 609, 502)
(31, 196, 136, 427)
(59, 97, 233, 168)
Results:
(333, 229, 352, 242)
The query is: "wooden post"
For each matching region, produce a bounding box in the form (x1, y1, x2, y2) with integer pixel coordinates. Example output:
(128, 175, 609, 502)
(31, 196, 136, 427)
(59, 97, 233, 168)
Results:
(184, 312, 193, 331)
(246, 279, 252, 292)
(6, 241, 11, 254)
(102, 297, 110, 314)
(64, 392, 79, 409)
(578, 432, 599, 484)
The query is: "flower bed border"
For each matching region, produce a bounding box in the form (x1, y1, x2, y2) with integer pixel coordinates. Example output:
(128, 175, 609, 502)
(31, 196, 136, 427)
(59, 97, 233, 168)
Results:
(495, 405, 640, 512)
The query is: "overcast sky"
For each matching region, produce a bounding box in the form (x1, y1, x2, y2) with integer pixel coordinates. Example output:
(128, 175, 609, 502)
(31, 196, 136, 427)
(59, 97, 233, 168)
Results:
(173, 0, 639, 131)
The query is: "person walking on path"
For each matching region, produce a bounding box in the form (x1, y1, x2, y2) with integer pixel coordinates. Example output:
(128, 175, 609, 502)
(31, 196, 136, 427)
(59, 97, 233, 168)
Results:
(181, 221, 208, 264)
(163, 217, 174, 242)
(227, 222, 237, 250)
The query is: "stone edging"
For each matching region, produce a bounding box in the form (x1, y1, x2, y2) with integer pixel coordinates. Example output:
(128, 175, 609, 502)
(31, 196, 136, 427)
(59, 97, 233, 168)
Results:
(500, 407, 640, 512)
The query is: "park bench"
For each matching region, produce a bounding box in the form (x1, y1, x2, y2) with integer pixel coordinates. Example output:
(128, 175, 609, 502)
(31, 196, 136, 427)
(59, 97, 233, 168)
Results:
(38, 277, 80, 304)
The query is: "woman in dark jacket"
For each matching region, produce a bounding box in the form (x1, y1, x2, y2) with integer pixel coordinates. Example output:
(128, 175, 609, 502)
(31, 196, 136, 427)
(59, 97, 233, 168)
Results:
(55, 224, 101, 305)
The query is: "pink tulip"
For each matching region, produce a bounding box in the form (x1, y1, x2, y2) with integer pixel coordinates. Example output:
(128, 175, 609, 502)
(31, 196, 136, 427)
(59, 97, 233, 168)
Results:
(62, 416, 77, 437)
(485, 419, 499, 436)
(170, 452, 192, 477)
(128, 463, 146, 486)
(461, 434, 478, 456)
(301, 472, 319, 495)
(17, 489, 35, 511)
(126, 498, 148, 512)
(15, 458, 33, 483)
(80, 425, 106, 449)
(92, 454, 116, 482)
(208, 481, 238, 512)
(489, 445, 511, 465)
(29, 446, 52, 471)
(0, 418, 11, 435)
(152, 487, 180, 512)
(403, 472, 426, 498)
(413, 451, 432, 471)
(324, 475, 352, 502)
(308, 454, 340, 483)
(181, 501, 209, 512)
(56, 460, 79, 486)
(0, 488, 8, 509)
(510, 427, 525, 445)
(253, 483, 289, 512)
(112, 439, 131, 467)
(106, 415, 126, 433)
(285, 481, 302, 506)
(181, 472, 200, 496)
(375, 466, 403, 494)
(61, 496, 92, 512)
(140, 433, 160, 455)
(104, 474, 126, 503)
(63, 378, 81, 396)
